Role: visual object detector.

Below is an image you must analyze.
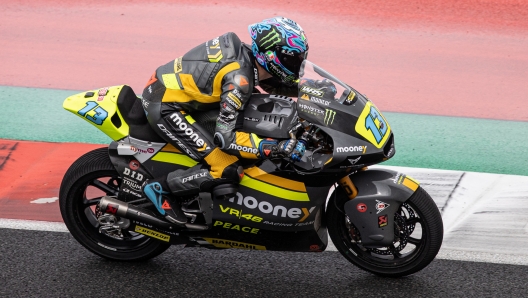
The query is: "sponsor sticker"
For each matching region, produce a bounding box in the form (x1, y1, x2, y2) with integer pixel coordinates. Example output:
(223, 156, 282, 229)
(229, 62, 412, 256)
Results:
(123, 168, 144, 181)
(105, 203, 119, 215)
(260, 29, 280, 48)
(129, 160, 140, 171)
(206, 36, 223, 62)
(169, 113, 209, 150)
(348, 157, 361, 165)
(228, 143, 258, 154)
(310, 97, 330, 106)
(300, 86, 324, 97)
(227, 92, 242, 107)
(228, 193, 316, 223)
(181, 171, 208, 183)
(174, 56, 183, 73)
(97, 87, 109, 101)
(244, 117, 260, 122)
(253, 67, 259, 85)
(157, 124, 198, 160)
(378, 214, 388, 228)
(122, 177, 142, 191)
(265, 50, 275, 61)
(298, 103, 324, 116)
(134, 226, 170, 242)
(213, 220, 260, 234)
(203, 238, 266, 250)
(356, 203, 367, 213)
(324, 109, 336, 125)
(336, 146, 367, 154)
(375, 200, 390, 214)
(345, 90, 356, 104)
(219, 204, 263, 222)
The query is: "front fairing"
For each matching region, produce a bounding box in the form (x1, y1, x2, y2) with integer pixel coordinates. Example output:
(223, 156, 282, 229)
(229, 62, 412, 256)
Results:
(296, 61, 395, 169)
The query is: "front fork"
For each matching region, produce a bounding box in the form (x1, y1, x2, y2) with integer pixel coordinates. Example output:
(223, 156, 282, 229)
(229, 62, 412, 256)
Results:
(338, 175, 358, 200)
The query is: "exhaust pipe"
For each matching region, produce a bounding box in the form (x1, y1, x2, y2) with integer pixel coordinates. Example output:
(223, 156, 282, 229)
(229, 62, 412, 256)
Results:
(98, 196, 210, 231)
(98, 196, 176, 230)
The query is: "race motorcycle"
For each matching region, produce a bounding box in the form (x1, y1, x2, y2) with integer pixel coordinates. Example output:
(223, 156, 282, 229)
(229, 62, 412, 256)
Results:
(60, 60, 443, 277)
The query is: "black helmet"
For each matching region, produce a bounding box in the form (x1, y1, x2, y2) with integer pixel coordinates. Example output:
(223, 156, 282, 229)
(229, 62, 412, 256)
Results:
(248, 17, 309, 85)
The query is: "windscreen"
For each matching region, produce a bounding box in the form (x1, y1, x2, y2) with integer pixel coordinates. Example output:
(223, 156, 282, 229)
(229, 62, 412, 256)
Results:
(298, 60, 353, 103)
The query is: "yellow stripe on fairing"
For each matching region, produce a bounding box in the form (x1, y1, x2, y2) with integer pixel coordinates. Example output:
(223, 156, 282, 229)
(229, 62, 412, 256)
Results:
(244, 166, 306, 192)
(151, 152, 198, 168)
(161, 144, 181, 153)
(239, 175, 309, 202)
(402, 176, 419, 191)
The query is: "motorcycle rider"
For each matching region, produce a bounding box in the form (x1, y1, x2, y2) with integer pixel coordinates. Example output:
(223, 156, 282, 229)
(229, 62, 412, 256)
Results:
(141, 17, 310, 225)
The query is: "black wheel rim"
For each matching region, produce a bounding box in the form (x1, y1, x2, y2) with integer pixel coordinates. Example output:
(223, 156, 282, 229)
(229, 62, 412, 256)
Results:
(338, 200, 427, 268)
(71, 170, 153, 252)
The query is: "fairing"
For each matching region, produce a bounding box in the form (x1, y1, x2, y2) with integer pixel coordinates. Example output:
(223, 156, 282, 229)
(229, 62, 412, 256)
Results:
(344, 168, 419, 247)
(63, 85, 130, 141)
(296, 61, 395, 170)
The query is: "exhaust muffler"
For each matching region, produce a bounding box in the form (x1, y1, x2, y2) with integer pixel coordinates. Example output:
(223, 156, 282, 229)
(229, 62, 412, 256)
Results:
(98, 196, 176, 230)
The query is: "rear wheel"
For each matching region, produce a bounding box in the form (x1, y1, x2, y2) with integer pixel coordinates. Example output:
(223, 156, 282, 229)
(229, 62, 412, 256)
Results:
(327, 187, 443, 277)
(59, 147, 170, 261)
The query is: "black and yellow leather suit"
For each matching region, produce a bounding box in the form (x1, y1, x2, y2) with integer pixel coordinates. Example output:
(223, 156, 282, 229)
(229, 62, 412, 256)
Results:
(142, 32, 296, 195)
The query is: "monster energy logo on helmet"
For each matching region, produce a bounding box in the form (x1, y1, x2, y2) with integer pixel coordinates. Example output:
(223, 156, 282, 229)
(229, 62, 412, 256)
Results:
(324, 109, 336, 125)
(260, 29, 281, 48)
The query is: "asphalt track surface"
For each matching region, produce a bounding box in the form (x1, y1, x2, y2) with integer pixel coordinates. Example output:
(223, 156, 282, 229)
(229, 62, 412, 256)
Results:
(1, 228, 527, 298)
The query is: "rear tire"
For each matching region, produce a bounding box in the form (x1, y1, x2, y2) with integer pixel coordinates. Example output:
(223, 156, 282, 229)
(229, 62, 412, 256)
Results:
(327, 186, 443, 277)
(59, 147, 170, 261)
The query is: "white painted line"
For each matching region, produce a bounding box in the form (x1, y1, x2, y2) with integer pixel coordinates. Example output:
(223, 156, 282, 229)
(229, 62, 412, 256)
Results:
(0, 218, 68, 232)
(30, 197, 59, 204)
(435, 248, 528, 266)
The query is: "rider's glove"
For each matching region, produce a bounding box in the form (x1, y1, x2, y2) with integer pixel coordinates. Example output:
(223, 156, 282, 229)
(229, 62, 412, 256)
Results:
(258, 138, 279, 158)
(278, 139, 307, 162)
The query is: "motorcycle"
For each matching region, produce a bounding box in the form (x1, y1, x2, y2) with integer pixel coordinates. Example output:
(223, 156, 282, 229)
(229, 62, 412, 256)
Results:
(60, 60, 443, 277)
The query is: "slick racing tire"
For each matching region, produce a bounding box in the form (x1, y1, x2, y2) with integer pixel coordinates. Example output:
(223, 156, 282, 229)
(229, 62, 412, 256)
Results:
(59, 147, 170, 261)
(327, 186, 443, 277)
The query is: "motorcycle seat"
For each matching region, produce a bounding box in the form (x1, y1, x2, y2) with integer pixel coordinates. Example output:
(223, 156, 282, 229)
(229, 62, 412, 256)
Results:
(117, 85, 166, 143)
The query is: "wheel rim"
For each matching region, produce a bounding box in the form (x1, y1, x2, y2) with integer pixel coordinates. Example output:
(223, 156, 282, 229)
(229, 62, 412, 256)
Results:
(71, 170, 154, 252)
(339, 201, 427, 268)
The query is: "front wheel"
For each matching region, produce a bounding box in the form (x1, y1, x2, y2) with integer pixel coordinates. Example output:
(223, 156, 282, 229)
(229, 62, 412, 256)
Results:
(59, 147, 170, 261)
(327, 187, 443, 277)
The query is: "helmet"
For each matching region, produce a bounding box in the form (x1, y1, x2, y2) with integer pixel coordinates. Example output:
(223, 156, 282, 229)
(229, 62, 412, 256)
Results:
(248, 17, 309, 85)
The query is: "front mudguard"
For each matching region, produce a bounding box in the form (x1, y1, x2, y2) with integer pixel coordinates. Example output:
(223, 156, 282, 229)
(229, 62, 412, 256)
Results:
(343, 168, 420, 247)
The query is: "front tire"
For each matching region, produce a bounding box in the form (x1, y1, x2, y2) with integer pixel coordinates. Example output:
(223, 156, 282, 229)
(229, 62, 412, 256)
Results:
(59, 147, 170, 261)
(327, 186, 443, 277)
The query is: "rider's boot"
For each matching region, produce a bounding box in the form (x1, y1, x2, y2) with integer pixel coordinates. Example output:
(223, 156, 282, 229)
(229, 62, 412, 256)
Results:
(166, 164, 242, 200)
(143, 165, 241, 223)
(142, 179, 188, 225)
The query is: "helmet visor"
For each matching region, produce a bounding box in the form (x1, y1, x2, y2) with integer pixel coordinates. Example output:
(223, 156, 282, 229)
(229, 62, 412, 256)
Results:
(276, 48, 308, 78)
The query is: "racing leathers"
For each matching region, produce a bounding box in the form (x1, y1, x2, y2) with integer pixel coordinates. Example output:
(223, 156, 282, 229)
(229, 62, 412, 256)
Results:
(142, 32, 298, 197)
